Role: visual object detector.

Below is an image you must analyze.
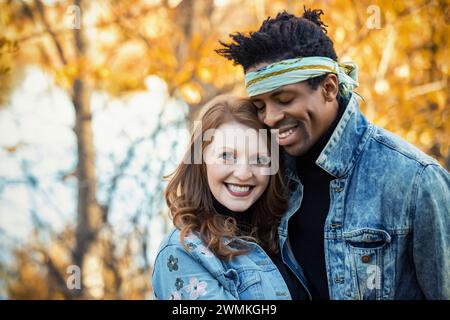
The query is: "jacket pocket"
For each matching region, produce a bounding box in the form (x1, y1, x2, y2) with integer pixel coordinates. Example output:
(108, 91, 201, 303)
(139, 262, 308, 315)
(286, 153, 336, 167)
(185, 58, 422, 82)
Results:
(237, 270, 263, 300)
(223, 268, 263, 299)
(343, 228, 391, 300)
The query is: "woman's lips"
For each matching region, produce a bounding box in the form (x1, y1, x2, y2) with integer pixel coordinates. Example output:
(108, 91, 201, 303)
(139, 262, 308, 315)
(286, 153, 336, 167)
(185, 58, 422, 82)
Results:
(224, 183, 254, 197)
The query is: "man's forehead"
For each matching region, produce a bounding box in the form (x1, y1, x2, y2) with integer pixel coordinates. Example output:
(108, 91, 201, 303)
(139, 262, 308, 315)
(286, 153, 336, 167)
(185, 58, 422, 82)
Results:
(249, 84, 301, 101)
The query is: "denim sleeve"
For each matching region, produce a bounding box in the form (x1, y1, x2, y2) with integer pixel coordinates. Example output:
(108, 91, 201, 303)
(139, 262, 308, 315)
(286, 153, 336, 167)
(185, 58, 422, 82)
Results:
(152, 244, 238, 300)
(413, 164, 450, 299)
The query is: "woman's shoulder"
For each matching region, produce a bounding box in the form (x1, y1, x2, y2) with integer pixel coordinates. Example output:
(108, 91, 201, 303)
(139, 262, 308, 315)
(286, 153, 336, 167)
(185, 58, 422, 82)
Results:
(158, 228, 201, 249)
(157, 227, 181, 249)
(156, 228, 216, 260)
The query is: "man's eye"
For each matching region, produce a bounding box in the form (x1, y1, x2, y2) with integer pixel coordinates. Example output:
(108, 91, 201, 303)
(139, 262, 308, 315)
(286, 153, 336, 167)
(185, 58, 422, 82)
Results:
(279, 99, 293, 105)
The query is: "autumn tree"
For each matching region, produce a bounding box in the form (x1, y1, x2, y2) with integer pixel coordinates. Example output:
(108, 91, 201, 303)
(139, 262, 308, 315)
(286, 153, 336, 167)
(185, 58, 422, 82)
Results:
(0, 0, 262, 298)
(0, 0, 448, 299)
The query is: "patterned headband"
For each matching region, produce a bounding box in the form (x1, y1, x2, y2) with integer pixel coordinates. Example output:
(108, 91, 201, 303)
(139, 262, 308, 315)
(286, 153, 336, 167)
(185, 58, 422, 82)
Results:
(245, 56, 359, 98)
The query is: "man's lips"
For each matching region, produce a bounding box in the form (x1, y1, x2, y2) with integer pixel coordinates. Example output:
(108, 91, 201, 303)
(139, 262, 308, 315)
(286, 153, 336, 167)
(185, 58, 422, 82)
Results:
(275, 124, 300, 146)
(277, 124, 299, 134)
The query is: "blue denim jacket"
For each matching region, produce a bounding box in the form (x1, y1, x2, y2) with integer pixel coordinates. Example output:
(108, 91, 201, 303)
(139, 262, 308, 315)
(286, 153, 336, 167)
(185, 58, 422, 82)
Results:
(279, 94, 450, 300)
(152, 228, 292, 300)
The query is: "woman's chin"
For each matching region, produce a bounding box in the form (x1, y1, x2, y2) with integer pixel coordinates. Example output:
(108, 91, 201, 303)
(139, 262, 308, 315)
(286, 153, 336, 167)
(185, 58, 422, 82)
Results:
(221, 200, 253, 213)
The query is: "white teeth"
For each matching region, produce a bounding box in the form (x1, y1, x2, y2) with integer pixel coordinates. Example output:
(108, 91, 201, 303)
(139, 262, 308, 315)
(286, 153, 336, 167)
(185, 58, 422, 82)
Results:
(227, 184, 251, 193)
(278, 128, 294, 139)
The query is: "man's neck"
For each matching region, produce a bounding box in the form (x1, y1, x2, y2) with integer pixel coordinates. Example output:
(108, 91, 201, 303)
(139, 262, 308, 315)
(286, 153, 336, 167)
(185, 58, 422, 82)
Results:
(298, 98, 347, 166)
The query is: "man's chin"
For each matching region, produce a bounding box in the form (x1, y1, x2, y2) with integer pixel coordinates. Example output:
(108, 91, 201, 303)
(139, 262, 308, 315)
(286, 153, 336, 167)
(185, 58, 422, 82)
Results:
(282, 141, 310, 157)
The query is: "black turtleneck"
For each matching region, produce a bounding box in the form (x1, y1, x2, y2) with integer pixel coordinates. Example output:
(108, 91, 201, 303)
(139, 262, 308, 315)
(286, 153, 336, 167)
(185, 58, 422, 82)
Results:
(212, 196, 254, 235)
(288, 100, 346, 300)
(212, 196, 307, 300)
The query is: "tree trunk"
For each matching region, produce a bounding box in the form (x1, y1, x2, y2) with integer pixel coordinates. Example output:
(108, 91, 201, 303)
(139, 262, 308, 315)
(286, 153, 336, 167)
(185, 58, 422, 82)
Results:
(71, 0, 103, 297)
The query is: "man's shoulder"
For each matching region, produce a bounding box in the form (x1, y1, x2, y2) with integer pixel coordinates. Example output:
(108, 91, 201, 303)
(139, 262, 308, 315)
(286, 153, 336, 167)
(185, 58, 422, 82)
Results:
(368, 125, 440, 167)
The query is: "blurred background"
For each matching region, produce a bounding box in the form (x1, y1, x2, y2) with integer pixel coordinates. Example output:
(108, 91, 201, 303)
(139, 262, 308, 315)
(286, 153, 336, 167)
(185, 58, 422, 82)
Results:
(0, 0, 448, 299)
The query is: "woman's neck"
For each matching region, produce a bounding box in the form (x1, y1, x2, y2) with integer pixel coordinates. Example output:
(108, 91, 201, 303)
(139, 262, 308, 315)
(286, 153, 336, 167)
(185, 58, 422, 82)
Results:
(212, 196, 254, 234)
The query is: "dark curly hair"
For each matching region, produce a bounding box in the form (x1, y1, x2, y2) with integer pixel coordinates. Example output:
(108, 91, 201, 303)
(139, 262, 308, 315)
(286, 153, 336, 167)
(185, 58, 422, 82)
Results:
(217, 7, 342, 100)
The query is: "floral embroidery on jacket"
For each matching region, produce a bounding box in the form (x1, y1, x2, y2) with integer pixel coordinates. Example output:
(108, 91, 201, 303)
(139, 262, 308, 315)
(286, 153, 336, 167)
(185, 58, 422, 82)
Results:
(185, 277, 208, 300)
(167, 254, 179, 272)
(175, 278, 184, 291)
(186, 242, 197, 250)
(169, 291, 182, 300)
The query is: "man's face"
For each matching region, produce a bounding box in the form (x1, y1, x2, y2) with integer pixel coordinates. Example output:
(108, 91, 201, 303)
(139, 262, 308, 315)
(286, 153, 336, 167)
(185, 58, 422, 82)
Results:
(248, 63, 339, 157)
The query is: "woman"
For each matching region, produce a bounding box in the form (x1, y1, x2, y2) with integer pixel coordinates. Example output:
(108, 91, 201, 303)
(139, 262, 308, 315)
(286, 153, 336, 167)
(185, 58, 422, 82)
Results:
(152, 95, 303, 300)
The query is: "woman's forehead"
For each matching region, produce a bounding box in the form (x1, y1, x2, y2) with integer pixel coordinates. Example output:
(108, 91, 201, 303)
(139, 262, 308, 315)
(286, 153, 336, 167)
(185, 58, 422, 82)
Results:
(207, 122, 269, 151)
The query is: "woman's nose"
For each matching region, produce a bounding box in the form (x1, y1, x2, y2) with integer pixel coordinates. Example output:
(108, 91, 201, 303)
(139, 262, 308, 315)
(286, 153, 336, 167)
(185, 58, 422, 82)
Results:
(232, 164, 253, 181)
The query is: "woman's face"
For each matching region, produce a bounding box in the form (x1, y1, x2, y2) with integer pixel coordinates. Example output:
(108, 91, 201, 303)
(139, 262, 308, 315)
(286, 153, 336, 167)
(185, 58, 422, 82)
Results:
(204, 121, 271, 212)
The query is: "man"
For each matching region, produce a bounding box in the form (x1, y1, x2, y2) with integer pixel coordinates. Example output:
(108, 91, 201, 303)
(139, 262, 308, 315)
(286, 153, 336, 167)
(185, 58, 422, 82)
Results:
(217, 8, 450, 299)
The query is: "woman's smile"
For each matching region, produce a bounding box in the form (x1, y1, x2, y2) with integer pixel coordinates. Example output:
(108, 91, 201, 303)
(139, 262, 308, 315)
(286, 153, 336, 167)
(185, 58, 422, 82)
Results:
(224, 182, 255, 197)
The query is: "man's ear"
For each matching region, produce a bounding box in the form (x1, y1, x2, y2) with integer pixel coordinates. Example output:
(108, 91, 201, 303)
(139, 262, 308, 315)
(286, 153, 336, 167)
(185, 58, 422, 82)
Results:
(321, 73, 339, 102)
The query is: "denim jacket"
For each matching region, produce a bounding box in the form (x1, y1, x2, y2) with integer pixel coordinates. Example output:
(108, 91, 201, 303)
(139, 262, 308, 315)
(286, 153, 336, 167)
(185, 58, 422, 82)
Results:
(279, 94, 450, 300)
(152, 228, 292, 300)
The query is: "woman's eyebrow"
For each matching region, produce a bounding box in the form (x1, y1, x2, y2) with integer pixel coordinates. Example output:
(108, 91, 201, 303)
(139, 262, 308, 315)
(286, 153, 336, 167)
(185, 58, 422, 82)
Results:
(216, 146, 236, 152)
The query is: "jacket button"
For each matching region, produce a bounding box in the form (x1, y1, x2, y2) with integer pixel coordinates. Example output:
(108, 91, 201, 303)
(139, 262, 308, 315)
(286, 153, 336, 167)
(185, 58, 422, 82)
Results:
(361, 255, 371, 263)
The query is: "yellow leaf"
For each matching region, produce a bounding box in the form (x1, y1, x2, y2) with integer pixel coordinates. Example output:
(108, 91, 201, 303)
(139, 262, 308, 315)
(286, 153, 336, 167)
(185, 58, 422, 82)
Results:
(180, 82, 202, 104)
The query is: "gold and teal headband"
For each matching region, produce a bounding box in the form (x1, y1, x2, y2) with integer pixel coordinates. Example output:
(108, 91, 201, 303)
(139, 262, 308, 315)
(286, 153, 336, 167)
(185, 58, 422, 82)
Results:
(244, 56, 359, 98)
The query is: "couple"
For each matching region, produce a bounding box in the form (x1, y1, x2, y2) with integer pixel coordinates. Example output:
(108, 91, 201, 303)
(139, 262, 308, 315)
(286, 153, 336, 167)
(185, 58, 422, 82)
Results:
(152, 8, 450, 300)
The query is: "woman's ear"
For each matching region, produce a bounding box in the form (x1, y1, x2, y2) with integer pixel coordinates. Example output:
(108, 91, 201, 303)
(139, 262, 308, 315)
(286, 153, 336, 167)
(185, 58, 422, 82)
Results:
(322, 73, 339, 102)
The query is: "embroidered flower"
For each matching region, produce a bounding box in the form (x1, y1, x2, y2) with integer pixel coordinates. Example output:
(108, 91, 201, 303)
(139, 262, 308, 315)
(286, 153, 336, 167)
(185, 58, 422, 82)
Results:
(169, 291, 182, 300)
(185, 277, 208, 300)
(197, 245, 214, 257)
(186, 242, 197, 250)
(167, 254, 178, 272)
(175, 278, 184, 291)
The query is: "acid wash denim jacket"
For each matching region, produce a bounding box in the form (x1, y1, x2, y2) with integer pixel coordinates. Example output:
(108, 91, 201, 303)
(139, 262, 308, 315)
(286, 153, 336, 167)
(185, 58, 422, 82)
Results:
(279, 93, 450, 300)
(152, 228, 292, 300)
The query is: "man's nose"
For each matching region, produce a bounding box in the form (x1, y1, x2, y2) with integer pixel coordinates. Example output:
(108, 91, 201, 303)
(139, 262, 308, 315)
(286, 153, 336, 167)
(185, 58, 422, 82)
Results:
(233, 164, 253, 181)
(264, 104, 284, 128)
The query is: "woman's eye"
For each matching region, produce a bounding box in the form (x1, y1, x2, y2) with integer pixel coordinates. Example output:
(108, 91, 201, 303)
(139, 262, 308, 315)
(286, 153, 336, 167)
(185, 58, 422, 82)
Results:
(256, 155, 271, 166)
(221, 152, 235, 162)
(252, 101, 265, 112)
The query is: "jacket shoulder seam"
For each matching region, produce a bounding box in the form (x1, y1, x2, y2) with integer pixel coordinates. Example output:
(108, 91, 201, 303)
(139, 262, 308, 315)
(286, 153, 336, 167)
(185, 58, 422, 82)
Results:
(371, 130, 436, 167)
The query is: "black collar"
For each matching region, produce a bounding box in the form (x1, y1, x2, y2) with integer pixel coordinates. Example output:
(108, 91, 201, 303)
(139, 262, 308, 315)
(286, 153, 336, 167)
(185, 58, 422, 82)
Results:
(212, 195, 254, 234)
